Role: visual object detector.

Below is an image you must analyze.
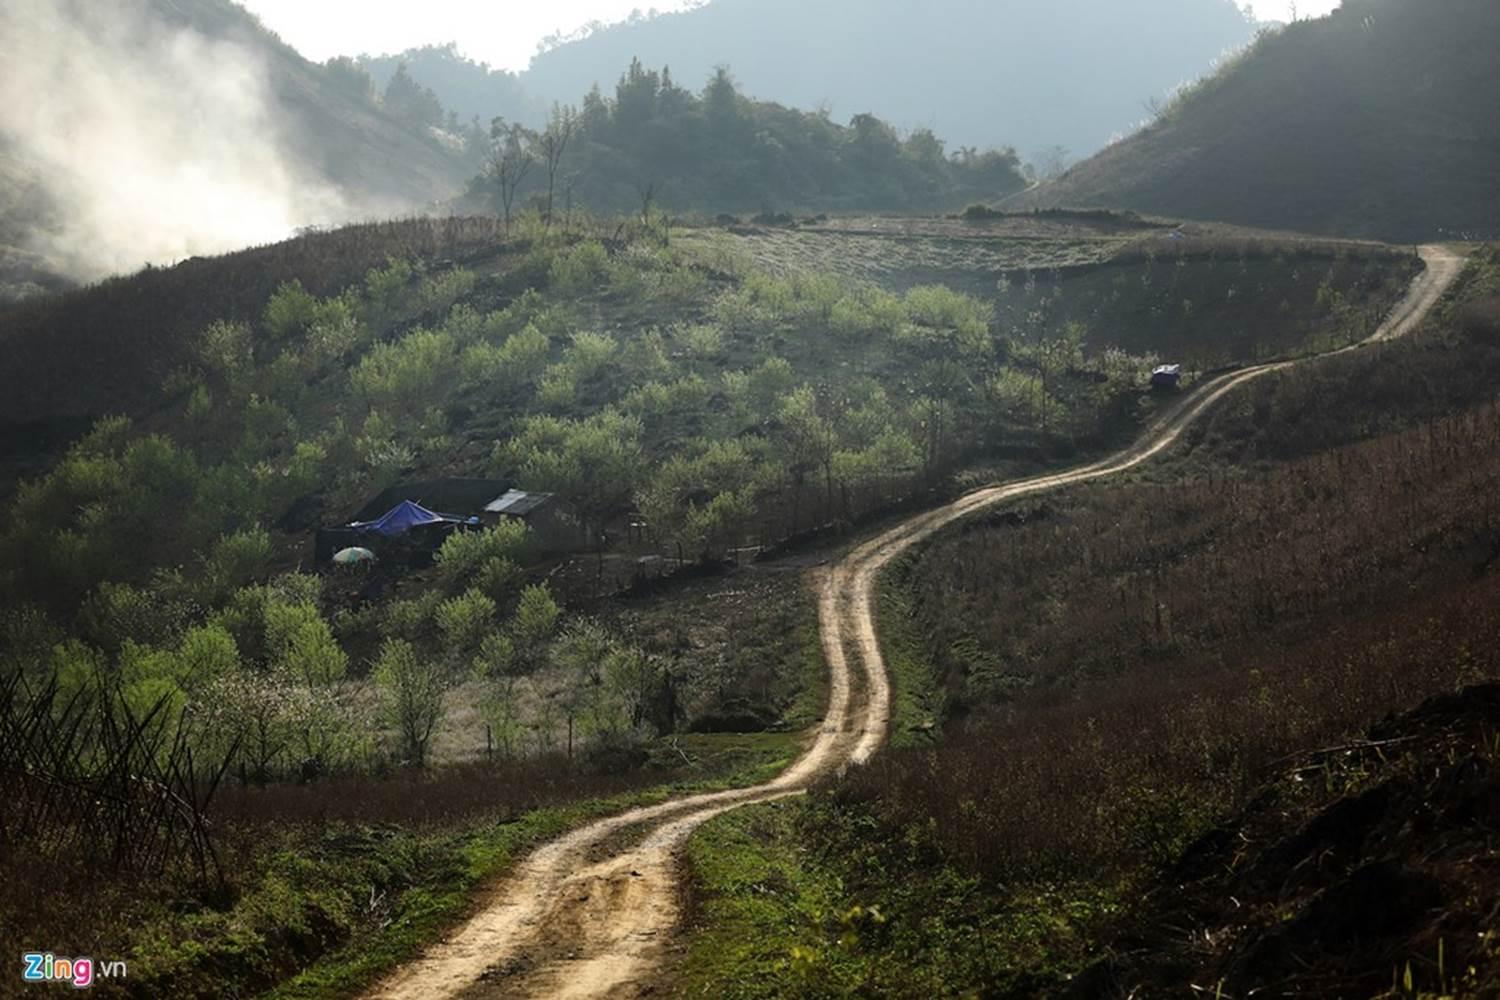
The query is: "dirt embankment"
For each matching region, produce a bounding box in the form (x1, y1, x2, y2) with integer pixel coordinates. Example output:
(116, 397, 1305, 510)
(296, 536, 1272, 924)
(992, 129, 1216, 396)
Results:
(1069, 682, 1500, 999)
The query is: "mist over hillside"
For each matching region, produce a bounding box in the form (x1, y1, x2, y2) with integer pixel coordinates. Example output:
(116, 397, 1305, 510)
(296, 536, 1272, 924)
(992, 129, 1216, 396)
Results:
(515, 0, 1260, 160)
(1010, 0, 1500, 241)
(0, 0, 468, 297)
(360, 43, 544, 128)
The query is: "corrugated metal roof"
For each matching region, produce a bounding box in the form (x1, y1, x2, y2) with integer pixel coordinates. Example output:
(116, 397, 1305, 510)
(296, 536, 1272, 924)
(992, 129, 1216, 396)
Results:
(484, 489, 555, 516)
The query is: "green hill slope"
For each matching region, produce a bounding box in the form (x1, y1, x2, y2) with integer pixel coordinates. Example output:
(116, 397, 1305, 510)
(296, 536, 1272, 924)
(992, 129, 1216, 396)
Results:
(1009, 0, 1499, 241)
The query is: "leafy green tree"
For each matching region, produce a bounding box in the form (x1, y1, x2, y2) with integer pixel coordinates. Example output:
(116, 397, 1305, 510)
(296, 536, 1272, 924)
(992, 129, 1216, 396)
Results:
(269, 606, 348, 687)
(511, 583, 561, 671)
(197, 320, 254, 391)
(363, 257, 417, 327)
(200, 527, 272, 603)
(374, 638, 446, 767)
(380, 591, 444, 642)
(350, 328, 458, 417)
(549, 619, 613, 753)
(383, 62, 445, 130)
(263, 280, 321, 341)
(505, 411, 645, 538)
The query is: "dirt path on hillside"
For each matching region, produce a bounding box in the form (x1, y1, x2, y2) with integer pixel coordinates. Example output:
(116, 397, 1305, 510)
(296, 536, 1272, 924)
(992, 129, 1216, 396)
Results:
(363, 246, 1463, 1000)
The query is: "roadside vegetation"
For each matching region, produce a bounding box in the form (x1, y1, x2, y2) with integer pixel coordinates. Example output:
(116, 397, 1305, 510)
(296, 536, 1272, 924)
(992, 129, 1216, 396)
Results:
(670, 247, 1500, 997)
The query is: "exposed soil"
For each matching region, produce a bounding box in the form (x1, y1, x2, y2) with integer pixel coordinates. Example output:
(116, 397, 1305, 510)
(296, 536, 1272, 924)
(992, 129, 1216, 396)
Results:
(1068, 685, 1500, 999)
(363, 247, 1463, 999)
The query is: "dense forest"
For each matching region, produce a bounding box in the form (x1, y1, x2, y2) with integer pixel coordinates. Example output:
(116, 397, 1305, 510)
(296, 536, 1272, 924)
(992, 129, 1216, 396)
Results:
(1013, 0, 1500, 241)
(323, 54, 1028, 218)
(465, 61, 1030, 217)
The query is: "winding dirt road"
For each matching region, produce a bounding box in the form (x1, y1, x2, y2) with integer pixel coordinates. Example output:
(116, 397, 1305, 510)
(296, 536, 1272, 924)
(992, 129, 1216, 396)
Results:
(365, 246, 1464, 1000)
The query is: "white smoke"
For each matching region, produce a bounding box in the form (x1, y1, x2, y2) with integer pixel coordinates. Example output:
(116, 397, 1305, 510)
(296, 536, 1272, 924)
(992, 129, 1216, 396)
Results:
(0, 0, 353, 282)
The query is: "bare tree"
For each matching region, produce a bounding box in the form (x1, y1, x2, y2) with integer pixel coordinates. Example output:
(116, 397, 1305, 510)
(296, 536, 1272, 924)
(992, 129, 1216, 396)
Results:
(634, 178, 670, 244)
(1030, 144, 1072, 181)
(488, 117, 536, 233)
(635, 178, 658, 225)
(534, 104, 577, 229)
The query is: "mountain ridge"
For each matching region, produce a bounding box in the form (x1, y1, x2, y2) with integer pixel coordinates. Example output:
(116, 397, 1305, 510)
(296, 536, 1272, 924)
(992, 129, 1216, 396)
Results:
(1006, 0, 1499, 241)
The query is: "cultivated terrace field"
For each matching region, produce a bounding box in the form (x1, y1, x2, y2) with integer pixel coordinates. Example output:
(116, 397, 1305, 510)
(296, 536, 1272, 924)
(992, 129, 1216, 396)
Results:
(667, 247, 1500, 997)
(0, 211, 1435, 996)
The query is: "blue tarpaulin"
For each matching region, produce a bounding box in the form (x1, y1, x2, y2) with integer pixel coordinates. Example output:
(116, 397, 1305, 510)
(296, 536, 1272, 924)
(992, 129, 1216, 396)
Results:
(349, 500, 454, 538)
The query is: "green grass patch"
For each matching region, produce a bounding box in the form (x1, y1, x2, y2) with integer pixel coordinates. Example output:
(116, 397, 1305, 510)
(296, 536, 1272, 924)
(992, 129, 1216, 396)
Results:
(875, 558, 944, 748)
(669, 801, 850, 999)
(670, 797, 1121, 998)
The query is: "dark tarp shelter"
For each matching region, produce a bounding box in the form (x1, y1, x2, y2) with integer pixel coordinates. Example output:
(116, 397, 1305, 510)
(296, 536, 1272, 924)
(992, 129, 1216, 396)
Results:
(349, 500, 465, 538)
(314, 501, 478, 564)
(351, 479, 510, 523)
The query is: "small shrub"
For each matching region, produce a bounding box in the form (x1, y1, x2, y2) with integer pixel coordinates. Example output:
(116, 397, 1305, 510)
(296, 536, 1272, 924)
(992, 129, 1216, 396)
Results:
(433, 522, 531, 593)
(550, 240, 611, 296)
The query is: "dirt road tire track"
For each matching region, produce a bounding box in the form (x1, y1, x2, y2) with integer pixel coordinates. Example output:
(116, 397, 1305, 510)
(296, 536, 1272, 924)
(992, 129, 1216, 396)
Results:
(365, 246, 1463, 1000)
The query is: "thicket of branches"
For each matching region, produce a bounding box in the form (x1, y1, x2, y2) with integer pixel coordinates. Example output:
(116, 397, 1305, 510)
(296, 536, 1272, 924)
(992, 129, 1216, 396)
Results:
(0, 671, 232, 881)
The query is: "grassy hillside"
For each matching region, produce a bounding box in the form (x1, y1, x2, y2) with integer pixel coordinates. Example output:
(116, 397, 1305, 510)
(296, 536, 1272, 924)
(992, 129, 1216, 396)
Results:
(1010, 0, 1500, 242)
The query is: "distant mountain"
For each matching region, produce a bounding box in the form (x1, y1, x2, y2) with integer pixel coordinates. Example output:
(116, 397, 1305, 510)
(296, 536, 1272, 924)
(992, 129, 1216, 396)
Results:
(1008, 0, 1500, 242)
(0, 0, 471, 298)
(516, 0, 1259, 161)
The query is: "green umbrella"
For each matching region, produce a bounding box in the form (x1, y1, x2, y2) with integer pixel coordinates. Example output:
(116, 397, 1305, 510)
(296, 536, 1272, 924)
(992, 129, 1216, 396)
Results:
(332, 547, 377, 566)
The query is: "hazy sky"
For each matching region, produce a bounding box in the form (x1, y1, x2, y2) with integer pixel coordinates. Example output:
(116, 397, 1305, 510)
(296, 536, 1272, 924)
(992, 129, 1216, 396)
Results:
(239, 1, 696, 71)
(238, 0, 1342, 73)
